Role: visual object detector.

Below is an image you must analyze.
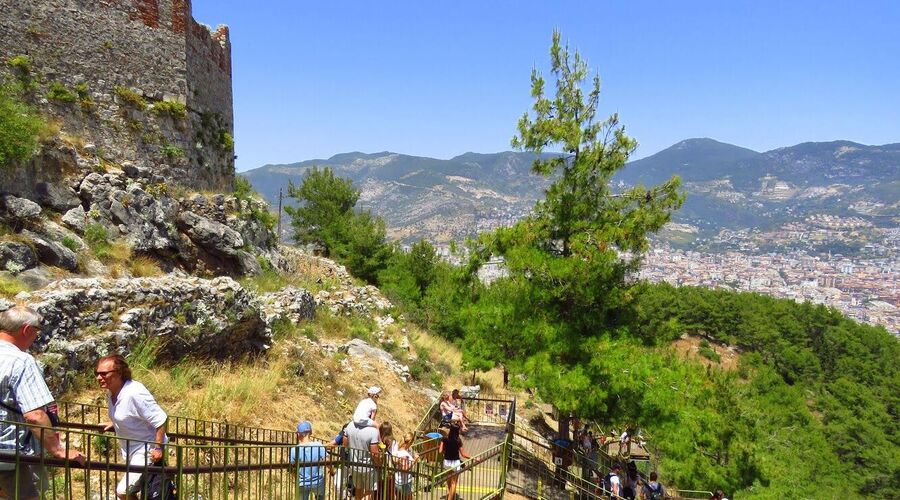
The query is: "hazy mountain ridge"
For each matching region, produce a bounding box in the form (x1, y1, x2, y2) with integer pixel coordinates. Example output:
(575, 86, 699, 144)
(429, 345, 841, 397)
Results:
(244, 139, 899, 244)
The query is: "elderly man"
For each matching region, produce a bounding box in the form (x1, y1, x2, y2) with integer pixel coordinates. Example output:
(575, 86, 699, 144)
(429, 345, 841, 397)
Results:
(0, 306, 84, 499)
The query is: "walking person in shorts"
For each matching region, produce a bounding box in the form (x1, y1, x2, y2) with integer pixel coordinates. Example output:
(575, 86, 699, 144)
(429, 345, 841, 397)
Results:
(439, 420, 470, 500)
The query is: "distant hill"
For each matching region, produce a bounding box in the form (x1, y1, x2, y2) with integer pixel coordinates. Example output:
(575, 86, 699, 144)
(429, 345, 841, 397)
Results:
(244, 139, 900, 244)
(243, 151, 558, 243)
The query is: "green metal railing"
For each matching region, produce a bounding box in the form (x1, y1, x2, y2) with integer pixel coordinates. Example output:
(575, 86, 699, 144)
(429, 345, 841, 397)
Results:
(54, 401, 297, 445)
(0, 393, 710, 499)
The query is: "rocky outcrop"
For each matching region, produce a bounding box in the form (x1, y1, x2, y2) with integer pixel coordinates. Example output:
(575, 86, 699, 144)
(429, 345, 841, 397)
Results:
(259, 286, 316, 326)
(1, 150, 278, 279)
(0, 276, 276, 392)
(0, 195, 41, 220)
(0, 241, 38, 273)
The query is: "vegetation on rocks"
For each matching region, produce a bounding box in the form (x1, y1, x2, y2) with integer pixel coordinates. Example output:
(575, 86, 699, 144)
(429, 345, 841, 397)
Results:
(0, 85, 44, 168)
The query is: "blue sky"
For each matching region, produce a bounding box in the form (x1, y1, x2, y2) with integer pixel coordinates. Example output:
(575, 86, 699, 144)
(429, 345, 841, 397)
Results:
(191, 1, 900, 172)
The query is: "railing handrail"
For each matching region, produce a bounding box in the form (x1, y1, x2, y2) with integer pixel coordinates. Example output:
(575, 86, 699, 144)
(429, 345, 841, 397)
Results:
(55, 400, 297, 445)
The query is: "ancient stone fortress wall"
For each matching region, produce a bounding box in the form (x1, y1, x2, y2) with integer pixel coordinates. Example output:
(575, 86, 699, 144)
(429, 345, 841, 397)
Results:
(0, 0, 234, 190)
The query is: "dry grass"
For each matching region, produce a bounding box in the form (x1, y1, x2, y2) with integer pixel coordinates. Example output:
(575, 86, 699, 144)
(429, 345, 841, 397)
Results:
(0, 274, 28, 298)
(129, 255, 163, 277)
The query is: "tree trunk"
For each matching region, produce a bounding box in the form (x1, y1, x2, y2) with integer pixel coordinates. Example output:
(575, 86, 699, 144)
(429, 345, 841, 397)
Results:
(472, 369, 476, 385)
(503, 367, 509, 388)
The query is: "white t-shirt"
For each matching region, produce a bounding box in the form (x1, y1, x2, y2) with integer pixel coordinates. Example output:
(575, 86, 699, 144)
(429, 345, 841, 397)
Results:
(352, 397, 377, 427)
(107, 380, 168, 458)
(609, 474, 621, 493)
(391, 444, 414, 485)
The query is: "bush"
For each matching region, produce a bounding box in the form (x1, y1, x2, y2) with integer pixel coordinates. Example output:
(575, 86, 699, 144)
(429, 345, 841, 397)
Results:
(220, 132, 234, 151)
(7, 55, 31, 73)
(47, 82, 77, 103)
(84, 223, 130, 263)
(0, 87, 43, 168)
(152, 100, 187, 119)
(699, 346, 721, 362)
(114, 86, 147, 110)
(60, 236, 80, 253)
(161, 144, 185, 159)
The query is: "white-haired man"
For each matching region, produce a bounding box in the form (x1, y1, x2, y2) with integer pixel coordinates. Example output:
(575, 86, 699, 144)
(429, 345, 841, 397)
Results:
(0, 306, 84, 499)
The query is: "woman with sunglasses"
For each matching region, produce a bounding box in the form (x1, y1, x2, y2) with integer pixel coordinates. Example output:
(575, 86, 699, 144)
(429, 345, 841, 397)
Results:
(96, 354, 168, 500)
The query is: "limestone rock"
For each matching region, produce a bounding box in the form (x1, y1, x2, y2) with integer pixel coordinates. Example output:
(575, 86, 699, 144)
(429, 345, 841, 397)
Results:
(17, 268, 53, 289)
(35, 182, 81, 212)
(177, 211, 244, 257)
(0, 241, 38, 273)
(61, 206, 87, 233)
(0, 195, 42, 220)
(22, 230, 78, 271)
(16, 276, 270, 393)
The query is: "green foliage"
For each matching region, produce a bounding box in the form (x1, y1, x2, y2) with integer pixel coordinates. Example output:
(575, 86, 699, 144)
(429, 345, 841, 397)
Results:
(220, 132, 234, 151)
(0, 87, 43, 168)
(152, 100, 187, 119)
(73, 82, 94, 111)
(698, 346, 720, 362)
(285, 167, 390, 283)
(60, 236, 80, 253)
(47, 82, 77, 103)
(114, 86, 147, 110)
(464, 30, 684, 417)
(84, 223, 109, 249)
(0, 275, 28, 298)
(7, 55, 31, 73)
(631, 282, 899, 496)
(233, 176, 277, 231)
(161, 144, 185, 159)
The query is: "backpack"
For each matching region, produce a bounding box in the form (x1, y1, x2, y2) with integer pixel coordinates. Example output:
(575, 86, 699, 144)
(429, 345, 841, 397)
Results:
(603, 472, 616, 493)
(647, 482, 664, 500)
(142, 471, 177, 500)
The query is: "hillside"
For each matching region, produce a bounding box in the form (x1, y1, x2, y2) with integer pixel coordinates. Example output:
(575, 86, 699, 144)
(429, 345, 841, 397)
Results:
(245, 139, 900, 247)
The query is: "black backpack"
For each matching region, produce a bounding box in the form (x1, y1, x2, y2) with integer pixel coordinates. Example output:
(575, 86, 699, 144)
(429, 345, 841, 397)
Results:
(142, 471, 177, 500)
(603, 472, 617, 493)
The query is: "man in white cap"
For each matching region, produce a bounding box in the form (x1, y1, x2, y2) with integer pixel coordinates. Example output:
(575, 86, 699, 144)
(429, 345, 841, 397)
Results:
(351, 386, 381, 429)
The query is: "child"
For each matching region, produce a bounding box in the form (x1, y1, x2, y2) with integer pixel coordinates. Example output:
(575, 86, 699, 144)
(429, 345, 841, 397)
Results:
(352, 386, 381, 428)
(392, 432, 417, 499)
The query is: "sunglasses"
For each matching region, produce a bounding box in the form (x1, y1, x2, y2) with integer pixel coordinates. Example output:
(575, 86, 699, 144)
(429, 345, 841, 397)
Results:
(95, 370, 118, 377)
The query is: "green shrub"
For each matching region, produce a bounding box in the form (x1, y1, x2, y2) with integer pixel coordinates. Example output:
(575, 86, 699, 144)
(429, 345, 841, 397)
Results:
(7, 55, 31, 73)
(152, 100, 187, 119)
(699, 346, 721, 362)
(114, 86, 147, 110)
(47, 82, 77, 103)
(161, 144, 185, 159)
(84, 223, 110, 250)
(219, 132, 234, 151)
(0, 88, 43, 168)
(75, 84, 95, 111)
(60, 236, 80, 253)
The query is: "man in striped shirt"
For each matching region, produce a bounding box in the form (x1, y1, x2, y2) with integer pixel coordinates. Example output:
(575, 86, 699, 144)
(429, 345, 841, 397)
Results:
(0, 306, 84, 499)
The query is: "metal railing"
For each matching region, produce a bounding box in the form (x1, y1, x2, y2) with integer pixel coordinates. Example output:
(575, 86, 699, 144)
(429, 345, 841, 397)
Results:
(0, 414, 511, 499)
(0, 393, 712, 499)
(54, 401, 297, 445)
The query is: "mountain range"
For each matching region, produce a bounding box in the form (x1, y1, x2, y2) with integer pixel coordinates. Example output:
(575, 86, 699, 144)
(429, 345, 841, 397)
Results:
(243, 139, 900, 245)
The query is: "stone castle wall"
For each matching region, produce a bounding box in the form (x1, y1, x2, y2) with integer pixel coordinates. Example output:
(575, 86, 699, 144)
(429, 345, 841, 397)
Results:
(0, 0, 234, 190)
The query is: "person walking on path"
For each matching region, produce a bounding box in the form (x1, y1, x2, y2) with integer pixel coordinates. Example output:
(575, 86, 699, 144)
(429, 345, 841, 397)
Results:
(96, 354, 168, 500)
(440, 421, 471, 500)
(346, 414, 381, 500)
(290, 421, 327, 500)
(642, 471, 666, 499)
(0, 306, 84, 500)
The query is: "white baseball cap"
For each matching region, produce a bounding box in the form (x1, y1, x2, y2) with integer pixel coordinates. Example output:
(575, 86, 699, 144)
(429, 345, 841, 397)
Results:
(368, 386, 382, 396)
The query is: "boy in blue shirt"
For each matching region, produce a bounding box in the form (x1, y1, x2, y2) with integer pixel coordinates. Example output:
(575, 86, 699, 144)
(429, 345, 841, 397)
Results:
(290, 421, 327, 499)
